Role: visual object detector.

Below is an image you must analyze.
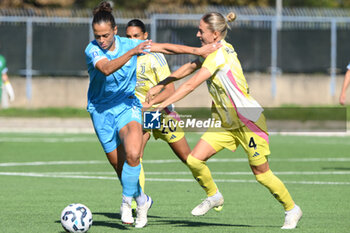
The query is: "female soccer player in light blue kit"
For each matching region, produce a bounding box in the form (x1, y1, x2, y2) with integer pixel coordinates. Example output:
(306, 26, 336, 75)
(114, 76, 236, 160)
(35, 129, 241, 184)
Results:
(85, 2, 152, 228)
(85, 1, 219, 228)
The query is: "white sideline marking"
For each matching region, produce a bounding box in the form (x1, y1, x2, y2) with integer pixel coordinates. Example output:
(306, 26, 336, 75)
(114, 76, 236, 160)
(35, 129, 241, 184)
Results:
(0, 161, 105, 167)
(0, 137, 97, 143)
(0, 172, 349, 185)
(150, 171, 350, 175)
(1, 157, 350, 167)
(0, 172, 115, 180)
(7, 171, 350, 175)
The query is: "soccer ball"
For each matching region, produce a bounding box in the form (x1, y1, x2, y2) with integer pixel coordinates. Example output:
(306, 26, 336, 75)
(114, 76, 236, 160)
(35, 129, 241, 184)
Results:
(60, 203, 93, 233)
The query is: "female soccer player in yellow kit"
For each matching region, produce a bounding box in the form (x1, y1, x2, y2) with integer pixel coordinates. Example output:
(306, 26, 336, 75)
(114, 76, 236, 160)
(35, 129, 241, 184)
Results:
(147, 12, 302, 229)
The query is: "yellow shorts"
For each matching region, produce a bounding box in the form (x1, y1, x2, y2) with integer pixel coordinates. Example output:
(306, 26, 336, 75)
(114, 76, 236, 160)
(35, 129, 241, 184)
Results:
(145, 110, 185, 144)
(201, 117, 270, 166)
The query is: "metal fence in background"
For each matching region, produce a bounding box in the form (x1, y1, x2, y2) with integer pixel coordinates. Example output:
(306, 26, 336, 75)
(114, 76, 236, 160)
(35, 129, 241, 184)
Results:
(1, 9, 350, 99)
(150, 14, 350, 97)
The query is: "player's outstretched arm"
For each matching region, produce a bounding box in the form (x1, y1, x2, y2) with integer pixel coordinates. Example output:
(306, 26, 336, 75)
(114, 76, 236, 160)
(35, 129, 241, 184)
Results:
(146, 59, 201, 104)
(155, 67, 211, 110)
(150, 41, 221, 58)
(339, 69, 350, 105)
(95, 40, 151, 76)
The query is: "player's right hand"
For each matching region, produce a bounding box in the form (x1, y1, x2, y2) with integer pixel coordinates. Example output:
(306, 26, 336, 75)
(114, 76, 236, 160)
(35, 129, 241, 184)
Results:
(135, 40, 151, 55)
(198, 42, 222, 58)
(339, 93, 346, 105)
(146, 85, 163, 104)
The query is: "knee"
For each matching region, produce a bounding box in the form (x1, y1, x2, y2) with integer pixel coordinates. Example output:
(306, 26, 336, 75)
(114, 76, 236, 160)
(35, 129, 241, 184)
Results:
(186, 154, 204, 170)
(125, 149, 141, 166)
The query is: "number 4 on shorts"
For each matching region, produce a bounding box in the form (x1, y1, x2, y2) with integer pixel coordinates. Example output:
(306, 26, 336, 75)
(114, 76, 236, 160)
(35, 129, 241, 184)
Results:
(248, 137, 257, 149)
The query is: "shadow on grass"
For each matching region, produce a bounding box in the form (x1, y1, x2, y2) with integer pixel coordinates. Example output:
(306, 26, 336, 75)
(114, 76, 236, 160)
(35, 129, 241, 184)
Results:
(156, 219, 253, 228)
(55, 218, 131, 231)
(94, 212, 162, 220)
(87, 212, 277, 230)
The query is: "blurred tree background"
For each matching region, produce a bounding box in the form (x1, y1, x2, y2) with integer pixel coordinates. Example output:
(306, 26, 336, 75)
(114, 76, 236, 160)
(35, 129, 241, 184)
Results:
(1, 0, 350, 9)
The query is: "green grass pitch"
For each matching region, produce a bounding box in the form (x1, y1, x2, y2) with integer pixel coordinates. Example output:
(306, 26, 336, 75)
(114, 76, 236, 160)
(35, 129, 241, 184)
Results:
(0, 132, 349, 233)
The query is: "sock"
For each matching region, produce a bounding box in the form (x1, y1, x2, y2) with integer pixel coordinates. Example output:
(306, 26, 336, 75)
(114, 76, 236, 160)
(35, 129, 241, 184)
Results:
(208, 190, 222, 201)
(135, 191, 147, 207)
(121, 161, 142, 198)
(122, 196, 133, 206)
(139, 158, 145, 192)
(186, 154, 218, 197)
(255, 169, 294, 211)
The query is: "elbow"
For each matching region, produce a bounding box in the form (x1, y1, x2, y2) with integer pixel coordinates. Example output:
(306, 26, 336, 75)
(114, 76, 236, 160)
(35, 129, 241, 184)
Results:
(185, 83, 196, 93)
(100, 67, 113, 76)
(101, 70, 112, 76)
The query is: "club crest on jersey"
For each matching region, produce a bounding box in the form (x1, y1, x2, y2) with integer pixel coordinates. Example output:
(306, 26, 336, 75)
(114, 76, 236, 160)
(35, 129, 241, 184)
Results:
(91, 51, 99, 58)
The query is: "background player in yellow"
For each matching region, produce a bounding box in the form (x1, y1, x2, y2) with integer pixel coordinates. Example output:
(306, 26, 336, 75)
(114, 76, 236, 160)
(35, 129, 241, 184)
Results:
(125, 19, 192, 209)
(147, 12, 302, 229)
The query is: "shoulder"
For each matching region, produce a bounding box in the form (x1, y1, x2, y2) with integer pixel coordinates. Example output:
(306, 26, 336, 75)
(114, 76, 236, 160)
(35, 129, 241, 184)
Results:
(148, 52, 167, 65)
(203, 46, 224, 65)
(85, 41, 100, 55)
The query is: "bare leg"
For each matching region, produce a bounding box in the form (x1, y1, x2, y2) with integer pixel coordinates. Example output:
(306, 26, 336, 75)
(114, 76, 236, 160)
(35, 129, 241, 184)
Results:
(140, 131, 151, 159)
(168, 136, 191, 163)
(119, 121, 143, 166)
(191, 139, 217, 161)
(106, 146, 126, 179)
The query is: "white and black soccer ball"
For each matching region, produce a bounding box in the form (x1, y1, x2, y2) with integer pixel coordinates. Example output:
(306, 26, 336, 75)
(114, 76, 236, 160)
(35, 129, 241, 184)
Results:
(60, 203, 93, 233)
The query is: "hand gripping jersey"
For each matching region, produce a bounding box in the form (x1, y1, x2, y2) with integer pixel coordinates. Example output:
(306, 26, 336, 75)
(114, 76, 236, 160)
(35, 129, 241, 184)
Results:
(85, 35, 143, 112)
(201, 40, 264, 130)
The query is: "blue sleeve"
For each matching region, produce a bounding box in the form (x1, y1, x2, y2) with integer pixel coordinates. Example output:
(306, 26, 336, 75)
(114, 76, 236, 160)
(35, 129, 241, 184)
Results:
(85, 43, 107, 67)
(347, 63, 350, 70)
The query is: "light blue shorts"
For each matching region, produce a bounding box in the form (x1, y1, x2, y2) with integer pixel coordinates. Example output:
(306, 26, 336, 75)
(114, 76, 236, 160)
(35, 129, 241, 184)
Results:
(90, 99, 142, 153)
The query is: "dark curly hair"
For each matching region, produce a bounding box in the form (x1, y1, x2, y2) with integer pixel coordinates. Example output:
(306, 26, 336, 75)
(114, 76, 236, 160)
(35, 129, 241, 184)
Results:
(92, 1, 116, 28)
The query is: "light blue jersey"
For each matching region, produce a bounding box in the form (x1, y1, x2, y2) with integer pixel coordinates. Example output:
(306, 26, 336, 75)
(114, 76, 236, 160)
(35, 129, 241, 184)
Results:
(85, 35, 144, 153)
(85, 35, 143, 113)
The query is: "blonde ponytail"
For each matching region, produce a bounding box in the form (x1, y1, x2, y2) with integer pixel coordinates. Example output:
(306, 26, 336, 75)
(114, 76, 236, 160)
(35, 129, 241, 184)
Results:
(226, 12, 237, 22)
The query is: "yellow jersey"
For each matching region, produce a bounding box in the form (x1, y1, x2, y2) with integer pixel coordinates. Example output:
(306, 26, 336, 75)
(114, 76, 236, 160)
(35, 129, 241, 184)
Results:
(135, 52, 171, 104)
(201, 40, 264, 130)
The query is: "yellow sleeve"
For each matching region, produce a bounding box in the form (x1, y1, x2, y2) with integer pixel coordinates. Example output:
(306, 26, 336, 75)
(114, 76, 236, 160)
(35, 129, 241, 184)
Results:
(150, 53, 171, 82)
(201, 49, 225, 75)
